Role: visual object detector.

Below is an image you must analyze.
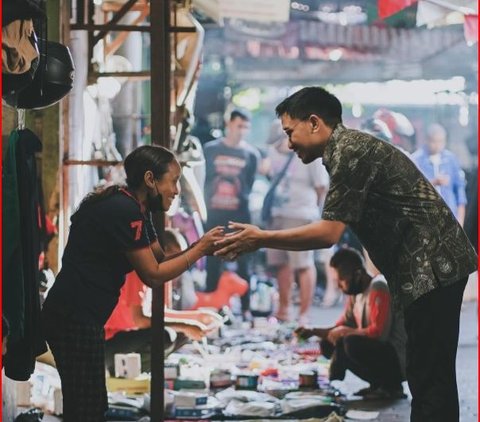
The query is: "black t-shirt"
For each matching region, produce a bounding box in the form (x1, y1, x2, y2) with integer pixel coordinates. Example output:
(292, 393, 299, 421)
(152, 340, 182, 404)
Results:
(203, 139, 259, 224)
(42, 190, 157, 325)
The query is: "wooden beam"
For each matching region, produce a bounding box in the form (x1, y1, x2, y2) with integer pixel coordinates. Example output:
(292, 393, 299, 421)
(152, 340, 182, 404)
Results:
(70, 24, 196, 34)
(92, 71, 150, 78)
(71, 23, 150, 32)
(63, 159, 122, 166)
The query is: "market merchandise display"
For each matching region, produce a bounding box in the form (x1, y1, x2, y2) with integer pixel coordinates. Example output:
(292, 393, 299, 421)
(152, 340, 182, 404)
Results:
(15, 318, 346, 420)
(158, 318, 346, 419)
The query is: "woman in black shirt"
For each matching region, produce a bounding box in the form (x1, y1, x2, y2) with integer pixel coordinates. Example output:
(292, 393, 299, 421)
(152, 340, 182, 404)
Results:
(42, 145, 223, 421)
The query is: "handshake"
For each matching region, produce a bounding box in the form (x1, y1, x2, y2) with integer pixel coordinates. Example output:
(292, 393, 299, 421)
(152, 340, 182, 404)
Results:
(198, 222, 263, 260)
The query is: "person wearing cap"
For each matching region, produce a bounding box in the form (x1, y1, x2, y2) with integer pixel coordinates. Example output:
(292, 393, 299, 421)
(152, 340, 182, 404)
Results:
(264, 119, 329, 324)
(361, 117, 410, 156)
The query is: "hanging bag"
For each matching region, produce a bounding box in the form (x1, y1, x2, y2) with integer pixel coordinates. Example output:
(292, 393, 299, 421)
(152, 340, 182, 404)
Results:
(261, 152, 295, 223)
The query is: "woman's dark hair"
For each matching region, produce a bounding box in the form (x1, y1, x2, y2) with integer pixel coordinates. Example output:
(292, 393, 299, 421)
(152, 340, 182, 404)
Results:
(74, 145, 176, 215)
(330, 247, 365, 279)
(124, 145, 176, 189)
(275, 86, 342, 128)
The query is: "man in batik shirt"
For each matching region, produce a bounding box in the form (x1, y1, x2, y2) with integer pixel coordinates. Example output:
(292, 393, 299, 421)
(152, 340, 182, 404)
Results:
(215, 87, 477, 422)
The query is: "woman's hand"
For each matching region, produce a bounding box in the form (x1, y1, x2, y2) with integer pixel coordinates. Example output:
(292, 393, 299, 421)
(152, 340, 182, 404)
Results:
(196, 226, 225, 255)
(214, 222, 263, 260)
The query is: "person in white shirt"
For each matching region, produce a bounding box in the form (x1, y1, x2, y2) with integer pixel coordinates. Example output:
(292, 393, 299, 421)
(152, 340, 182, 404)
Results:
(265, 119, 329, 324)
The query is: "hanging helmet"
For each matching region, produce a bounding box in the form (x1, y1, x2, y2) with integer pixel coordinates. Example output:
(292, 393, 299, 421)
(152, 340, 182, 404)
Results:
(373, 109, 416, 152)
(4, 41, 75, 109)
(2, 57, 39, 99)
(361, 118, 393, 143)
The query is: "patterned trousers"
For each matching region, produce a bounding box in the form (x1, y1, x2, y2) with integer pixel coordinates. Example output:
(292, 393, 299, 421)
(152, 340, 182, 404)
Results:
(43, 313, 108, 422)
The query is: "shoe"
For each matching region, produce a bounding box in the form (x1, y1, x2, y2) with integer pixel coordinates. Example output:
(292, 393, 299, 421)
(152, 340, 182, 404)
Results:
(274, 310, 291, 323)
(298, 313, 310, 326)
(363, 386, 407, 400)
(321, 292, 342, 308)
(242, 310, 253, 322)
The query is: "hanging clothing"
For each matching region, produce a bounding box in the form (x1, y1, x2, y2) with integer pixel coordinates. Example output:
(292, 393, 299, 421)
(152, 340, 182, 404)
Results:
(2, 19, 39, 74)
(3, 129, 47, 381)
(3, 130, 25, 342)
(2, 0, 44, 101)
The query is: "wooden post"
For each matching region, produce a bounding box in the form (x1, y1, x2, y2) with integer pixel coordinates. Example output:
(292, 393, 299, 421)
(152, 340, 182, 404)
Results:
(150, 1, 170, 421)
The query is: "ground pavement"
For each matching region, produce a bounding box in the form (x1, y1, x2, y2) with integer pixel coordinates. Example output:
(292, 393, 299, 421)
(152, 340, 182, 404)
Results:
(29, 280, 479, 422)
(307, 297, 478, 421)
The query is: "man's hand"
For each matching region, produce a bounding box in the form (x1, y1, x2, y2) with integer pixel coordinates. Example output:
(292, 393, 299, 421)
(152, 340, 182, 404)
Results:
(294, 326, 315, 340)
(214, 222, 263, 260)
(327, 326, 354, 344)
(295, 326, 331, 340)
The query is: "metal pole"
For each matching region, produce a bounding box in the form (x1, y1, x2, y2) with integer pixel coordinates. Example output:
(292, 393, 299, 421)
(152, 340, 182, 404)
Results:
(150, 0, 170, 420)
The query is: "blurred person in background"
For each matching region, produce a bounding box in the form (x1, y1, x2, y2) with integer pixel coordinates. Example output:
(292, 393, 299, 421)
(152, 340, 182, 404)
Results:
(463, 131, 477, 252)
(264, 119, 329, 324)
(203, 109, 260, 320)
(104, 229, 188, 374)
(361, 116, 409, 156)
(372, 109, 416, 153)
(411, 123, 467, 226)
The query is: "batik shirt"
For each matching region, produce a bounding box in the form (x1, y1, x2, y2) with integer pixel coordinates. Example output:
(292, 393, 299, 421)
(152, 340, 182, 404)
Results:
(322, 124, 477, 309)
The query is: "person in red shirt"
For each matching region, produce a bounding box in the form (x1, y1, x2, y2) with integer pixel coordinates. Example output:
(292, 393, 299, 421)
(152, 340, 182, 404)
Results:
(104, 229, 186, 375)
(296, 247, 406, 399)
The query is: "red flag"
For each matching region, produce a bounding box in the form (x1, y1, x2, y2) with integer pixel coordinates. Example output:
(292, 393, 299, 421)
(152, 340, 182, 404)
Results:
(378, 0, 418, 19)
(464, 14, 478, 45)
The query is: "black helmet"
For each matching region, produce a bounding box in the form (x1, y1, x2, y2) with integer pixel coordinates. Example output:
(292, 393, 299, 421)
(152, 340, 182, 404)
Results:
(4, 41, 75, 109)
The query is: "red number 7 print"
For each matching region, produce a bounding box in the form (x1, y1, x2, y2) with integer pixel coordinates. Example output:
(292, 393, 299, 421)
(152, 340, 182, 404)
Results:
(130, 220, 143, 240)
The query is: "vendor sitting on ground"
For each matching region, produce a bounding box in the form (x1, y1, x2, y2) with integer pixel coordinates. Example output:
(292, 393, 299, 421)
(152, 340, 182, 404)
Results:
(295, 247, 406, 399)
(104, 229, 187, 375)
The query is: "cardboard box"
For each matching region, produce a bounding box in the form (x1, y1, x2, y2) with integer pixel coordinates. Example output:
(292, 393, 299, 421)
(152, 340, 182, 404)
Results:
(174, 405, 215, 419)
(114, 353, 141, 379)
(106, 377, 150, 394)
(174, 392, 208, 407)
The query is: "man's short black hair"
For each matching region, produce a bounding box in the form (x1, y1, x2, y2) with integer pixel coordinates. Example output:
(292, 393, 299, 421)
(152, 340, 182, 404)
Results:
(330, 247, 365, 278)
(275, 86, 342, 128)
(229, 108, 251, 122)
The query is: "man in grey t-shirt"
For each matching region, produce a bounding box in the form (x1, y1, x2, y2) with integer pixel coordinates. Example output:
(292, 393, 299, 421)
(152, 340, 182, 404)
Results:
(215, 87, 477, 422)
